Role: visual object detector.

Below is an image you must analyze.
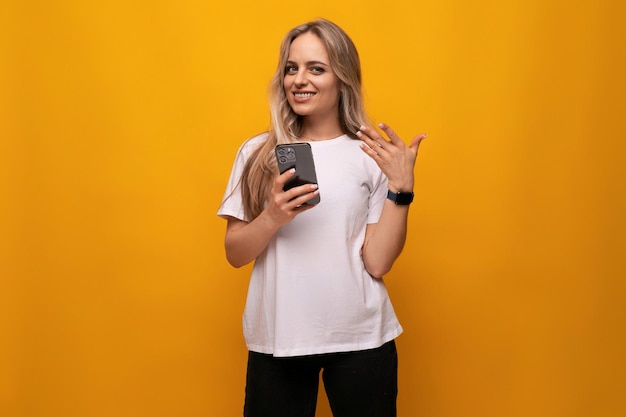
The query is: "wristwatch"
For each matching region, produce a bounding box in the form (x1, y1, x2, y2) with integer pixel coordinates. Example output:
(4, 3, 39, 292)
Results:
(387, 190, 414, 205)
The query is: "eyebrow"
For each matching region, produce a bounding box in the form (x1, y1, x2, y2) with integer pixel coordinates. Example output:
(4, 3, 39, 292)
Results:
(286, 60, 330, 67)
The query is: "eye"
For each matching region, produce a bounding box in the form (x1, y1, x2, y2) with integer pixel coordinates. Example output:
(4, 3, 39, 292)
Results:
(285, 65, 297, 74)
(310, 66, 325, 74)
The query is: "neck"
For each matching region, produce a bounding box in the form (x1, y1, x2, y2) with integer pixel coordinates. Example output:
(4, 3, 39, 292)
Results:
(300, 120, 344, 142)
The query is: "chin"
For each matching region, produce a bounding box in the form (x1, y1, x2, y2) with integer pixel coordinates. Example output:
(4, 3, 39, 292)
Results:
(289, 105, 312, 117)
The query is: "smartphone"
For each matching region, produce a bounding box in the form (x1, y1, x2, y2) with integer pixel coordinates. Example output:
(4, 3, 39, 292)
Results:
(275, 143, 321, 205)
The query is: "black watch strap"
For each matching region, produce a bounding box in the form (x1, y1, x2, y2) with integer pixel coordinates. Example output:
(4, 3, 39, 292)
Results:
(387, 190, 414, 205)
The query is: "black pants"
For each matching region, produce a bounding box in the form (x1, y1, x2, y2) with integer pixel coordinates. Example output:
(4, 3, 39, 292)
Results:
(243, 340, 398, 417)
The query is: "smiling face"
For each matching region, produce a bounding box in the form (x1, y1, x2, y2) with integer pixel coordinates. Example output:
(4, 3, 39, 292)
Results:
(283, 32, 341, 126)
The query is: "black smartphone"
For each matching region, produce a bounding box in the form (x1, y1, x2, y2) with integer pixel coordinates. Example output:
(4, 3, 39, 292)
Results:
(275, 143, 321, 205)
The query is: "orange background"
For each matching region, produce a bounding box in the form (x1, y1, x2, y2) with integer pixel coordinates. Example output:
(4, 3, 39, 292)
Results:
(1, 1, 625, 416)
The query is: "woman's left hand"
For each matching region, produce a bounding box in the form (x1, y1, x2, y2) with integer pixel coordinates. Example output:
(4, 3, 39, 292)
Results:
(358, 123, 427, 192)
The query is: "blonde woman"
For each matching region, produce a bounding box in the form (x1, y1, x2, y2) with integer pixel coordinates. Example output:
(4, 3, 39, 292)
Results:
(218, 18, 426, 417)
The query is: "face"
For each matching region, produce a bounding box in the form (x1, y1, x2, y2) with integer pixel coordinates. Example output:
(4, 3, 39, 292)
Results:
(283, 32, 341, 122)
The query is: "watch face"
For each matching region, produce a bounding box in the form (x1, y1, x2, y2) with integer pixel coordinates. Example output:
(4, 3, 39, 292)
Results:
(395, 192, 414, 205)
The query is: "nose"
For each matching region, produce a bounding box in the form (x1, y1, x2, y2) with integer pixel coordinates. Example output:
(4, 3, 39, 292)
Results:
(294, 69, 307, 86)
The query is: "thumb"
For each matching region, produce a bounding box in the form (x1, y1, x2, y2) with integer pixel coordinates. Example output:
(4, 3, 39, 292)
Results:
(410, 133, 428, 154)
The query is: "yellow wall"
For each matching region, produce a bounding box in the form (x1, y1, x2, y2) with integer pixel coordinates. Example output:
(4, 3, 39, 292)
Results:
(2, 0, 624, 416)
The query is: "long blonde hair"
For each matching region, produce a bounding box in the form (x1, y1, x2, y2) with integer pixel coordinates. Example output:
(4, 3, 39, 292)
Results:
(240, 18, 370, 220)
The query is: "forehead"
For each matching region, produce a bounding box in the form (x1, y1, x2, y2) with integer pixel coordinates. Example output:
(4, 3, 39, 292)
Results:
(287, 32, 329, 62)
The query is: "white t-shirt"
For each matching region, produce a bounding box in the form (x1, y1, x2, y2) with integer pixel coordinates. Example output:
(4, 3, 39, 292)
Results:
(218, 133, 403, 357)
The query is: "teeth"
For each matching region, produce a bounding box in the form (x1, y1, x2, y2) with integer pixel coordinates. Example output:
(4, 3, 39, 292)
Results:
(295, 93, 315, 98)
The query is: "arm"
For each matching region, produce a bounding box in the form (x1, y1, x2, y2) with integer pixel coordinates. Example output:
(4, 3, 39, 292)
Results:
(224, 169, 320, 268)
(358, 123, 427, 278)
(361, 202, 410, 278)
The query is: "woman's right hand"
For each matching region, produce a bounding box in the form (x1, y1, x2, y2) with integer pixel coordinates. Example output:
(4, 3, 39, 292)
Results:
(224, 168, 319, 268)
(265, 168, 319, 227)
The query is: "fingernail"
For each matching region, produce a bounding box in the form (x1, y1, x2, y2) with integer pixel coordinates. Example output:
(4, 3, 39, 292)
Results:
(311, 184, 318, 189)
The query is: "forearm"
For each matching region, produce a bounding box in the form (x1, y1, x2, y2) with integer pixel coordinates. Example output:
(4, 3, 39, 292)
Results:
(362, 201, 410, 278)
(224, 213, 281, 268)
(355, 123, 426, 277)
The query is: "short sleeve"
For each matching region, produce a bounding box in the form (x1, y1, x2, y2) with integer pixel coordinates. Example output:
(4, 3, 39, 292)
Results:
(367, 167, 389, 224)
(217, 133, 268, 222)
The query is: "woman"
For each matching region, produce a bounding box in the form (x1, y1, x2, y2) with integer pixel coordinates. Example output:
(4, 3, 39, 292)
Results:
(218, 18, 426, 417)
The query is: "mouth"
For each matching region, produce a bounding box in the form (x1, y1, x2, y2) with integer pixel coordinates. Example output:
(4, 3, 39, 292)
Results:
(293, 92, 316, 99)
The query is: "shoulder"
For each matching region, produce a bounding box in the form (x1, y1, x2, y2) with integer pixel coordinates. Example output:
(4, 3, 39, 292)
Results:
(238, 132, 270, 156)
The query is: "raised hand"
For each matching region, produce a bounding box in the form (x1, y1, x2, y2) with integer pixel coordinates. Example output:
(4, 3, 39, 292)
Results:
(357, 123, 427, 192)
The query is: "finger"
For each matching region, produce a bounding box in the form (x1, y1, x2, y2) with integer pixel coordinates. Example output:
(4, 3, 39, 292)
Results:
(357, 126, 386, 149)
(292, 202, 317, 215)
(378, 122, 403, 146)
(359, 142, 382, 158)
(284, 183, 319, 203)
(357, 124, 376, 139)
(288, 186, 320, 208)
(274, 168, 296, 191)
(409, 133, 428, 154)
